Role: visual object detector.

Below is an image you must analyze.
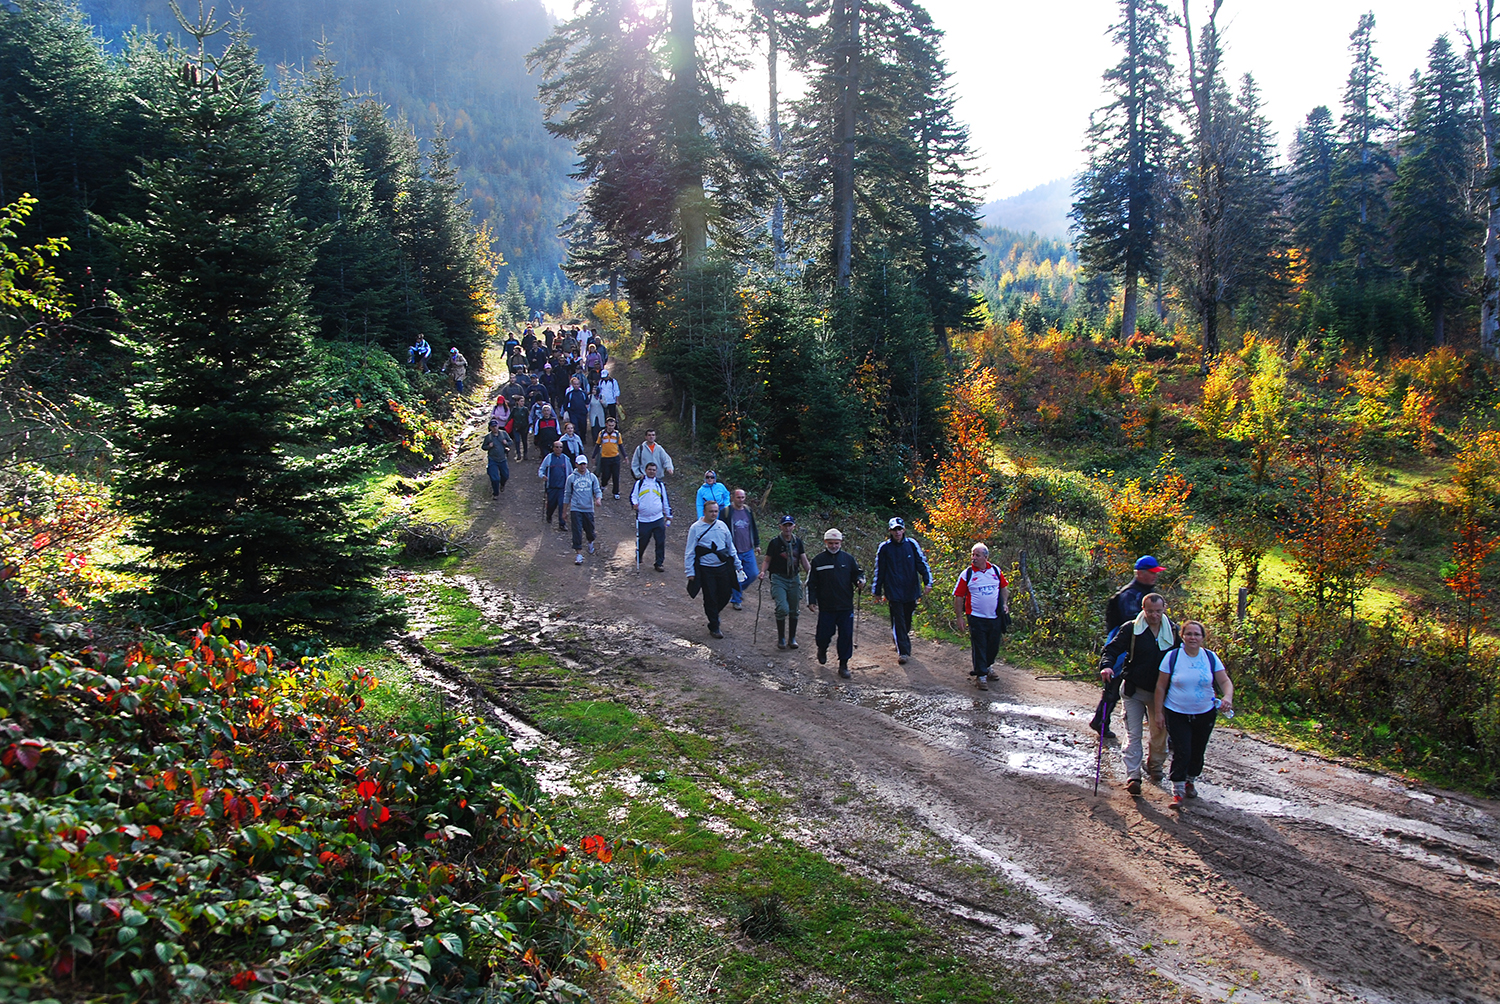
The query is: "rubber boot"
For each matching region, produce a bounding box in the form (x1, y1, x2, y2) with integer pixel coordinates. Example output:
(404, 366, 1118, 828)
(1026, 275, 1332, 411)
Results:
(777, 619, 787, 650)
(838, 659, 851, 679)
(787, 616, 800, 649)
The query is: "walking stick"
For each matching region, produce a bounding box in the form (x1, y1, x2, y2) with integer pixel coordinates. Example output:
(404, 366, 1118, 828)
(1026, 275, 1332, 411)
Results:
(753, 577, 763, 643)
(853, 587, 861, 649)
(1093, 693, 1108, 796)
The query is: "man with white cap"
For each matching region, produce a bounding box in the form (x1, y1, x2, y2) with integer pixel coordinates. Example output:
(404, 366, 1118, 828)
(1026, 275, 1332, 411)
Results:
(561, 454, 603, 565)
(597, 369, 621, 423)
(871, 516, 932, 665)
(807, 529, 864, 679)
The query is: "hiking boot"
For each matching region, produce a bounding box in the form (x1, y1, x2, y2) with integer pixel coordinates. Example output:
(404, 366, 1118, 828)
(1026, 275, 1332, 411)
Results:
(653, 564, 664, 573)
(838, 661, 851, 679)
(731, 602, 741, 610)
(817, 645, 828, 665)
(976, 675, 989, 691)
(898, 654, 909, 665)
(574, 554, 584, 565)
(709, 629, 724, 639)
(1148, 768, 1164, 782)
(1125, 778, 1142, 795)
(1170, 794, 1185, 810)
(1184, 781, 1198, 799)
(588, 541, 595, 554)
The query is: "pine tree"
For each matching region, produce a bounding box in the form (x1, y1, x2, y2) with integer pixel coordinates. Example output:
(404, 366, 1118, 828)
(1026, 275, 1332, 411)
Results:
(1288, 106, 1340, 281)
(1071, 0, 1177, 341)
(110, 28, 401, 640)
(1390, 35, 1479, 345)
(1326, 13, 1394, 280)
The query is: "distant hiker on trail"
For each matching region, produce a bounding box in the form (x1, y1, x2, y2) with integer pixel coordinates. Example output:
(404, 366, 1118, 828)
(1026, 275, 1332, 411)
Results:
(586, 342, 603, 384)
(597, 370, 621, 423)
(684, 499, 742, 639)
(593, 416, 624, 499)
(509, 395, 529, 459)
(760, 515, 810, 650)
(561, 455, 603, 565)
(558, 422, 586, 466)
(1154, 620, 1233, 809)
(695, 470, 731, 519)
(1100, 592, 1176, 794)
(443, 347, 468, 393)
(1092, 555, 1165, 740)
(952, 543, 1009, 692)
(531, 404, 562, 457)
(807, 529, 864, 680)
(872, 516, 933, 665)
(725, 489, 759, 610)
(538, 441, 571, 531)
(482, 421, 513, 498)
(491, 397, 513, 446)
(408, 335, 432, 371)
(630, 429, 674, 480)
(632, 460, 672, 572)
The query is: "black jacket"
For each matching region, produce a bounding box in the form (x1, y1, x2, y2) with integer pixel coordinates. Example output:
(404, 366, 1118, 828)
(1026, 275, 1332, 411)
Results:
(807, 550, 864, 612)
(1105, 579, 1154, 633)
(1099, 619, 1179, 696)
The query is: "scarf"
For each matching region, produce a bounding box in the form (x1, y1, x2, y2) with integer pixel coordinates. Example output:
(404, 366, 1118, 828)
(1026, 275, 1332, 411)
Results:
(1132, 610, 1175, 650)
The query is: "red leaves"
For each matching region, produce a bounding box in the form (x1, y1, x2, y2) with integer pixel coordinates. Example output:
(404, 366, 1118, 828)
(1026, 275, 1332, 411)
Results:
(581, 835, 613, 863)
(356, 779, 380, 800)
(229, 971, 258, 989)
(347, 803, 391, 832)
(1, 739, 44, 770)
(145, 825, 163, 840)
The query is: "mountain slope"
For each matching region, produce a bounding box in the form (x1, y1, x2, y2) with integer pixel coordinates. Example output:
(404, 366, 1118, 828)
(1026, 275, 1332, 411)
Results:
(979, 176, 1074, 240)
(77, 0, 577, 309)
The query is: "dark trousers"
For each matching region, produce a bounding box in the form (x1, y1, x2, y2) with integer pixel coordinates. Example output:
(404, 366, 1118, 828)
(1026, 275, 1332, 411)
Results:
(487, 458, 509, 495)
(697, 561, 733, 630)
(816, 608, 854, 662)
(887, 599, 917, 656)
(637, 519, 666, 567)
(968, 615, 1002, 677)
(513, 426, 528, 458)
(604, 402, 619, 423)
(599, 456, 621, 495)
(545, 487, 564, 527)
(1165, 708, 1217, 782)
(570, 511, 596, 551)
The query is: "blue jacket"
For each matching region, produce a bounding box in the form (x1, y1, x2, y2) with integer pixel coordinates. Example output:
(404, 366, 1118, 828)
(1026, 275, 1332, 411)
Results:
(695, 481, 731, 519)
(871, 536, 932, 602)
(538, 452, 571, 489)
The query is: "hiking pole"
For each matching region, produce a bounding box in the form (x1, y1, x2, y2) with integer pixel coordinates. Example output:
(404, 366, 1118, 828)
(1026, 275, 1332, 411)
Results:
(753, 577, 763, 644)
(853, 587, 861, 649)
(1093, 693, 1108, 796)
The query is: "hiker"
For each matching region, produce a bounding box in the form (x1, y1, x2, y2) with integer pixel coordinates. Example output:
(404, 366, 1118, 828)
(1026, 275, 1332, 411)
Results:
(558, 422, 586, 466)
(951, 543, 1009, 692)
(537, 440, 571, 531)
(807, 529, 864, 680)
(760, 515, 810, 650)
(1093, 556, 1166, 740)
(871, 516, 933, 665)
(1154, 620, 1233, 809)
(695, 470, 731, 519)
(490, 397, 514, 452)
(407, 335, 432, 371)
(561, 455, 604, 565)
(587, 385, 607, 444)
(509, 395, 529, 459)
(630, 429, 674, 480)
(593, 415, 624, 499)
(597, 370, 621, 423)
(531, 404, 562, 457)
(481, 421, 512, 497)
(724, 489, 760, 610)
(443, 347, 468, 393)
(586, 342, 603, 385)
(564, 376, 590, 436)
(1099, 592, 1176, 793)
(631, 460, 672, 572)
(685, 499, 742, 638)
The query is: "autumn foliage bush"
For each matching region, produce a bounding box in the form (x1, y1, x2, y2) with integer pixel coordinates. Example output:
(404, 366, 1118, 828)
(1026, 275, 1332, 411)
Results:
(0, 615, 620, 1001)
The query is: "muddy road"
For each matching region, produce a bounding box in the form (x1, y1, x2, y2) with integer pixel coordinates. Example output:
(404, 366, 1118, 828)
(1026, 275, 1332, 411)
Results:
(442, 366, 1500, 1004)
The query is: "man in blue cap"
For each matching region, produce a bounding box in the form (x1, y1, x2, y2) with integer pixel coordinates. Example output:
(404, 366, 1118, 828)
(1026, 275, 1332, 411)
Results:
(1091, 555, 1165, 739)
(871, 516, 932, 665)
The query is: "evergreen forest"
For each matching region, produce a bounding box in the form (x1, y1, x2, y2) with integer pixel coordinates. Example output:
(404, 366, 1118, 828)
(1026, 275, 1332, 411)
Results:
(4, 0, 1500, 999)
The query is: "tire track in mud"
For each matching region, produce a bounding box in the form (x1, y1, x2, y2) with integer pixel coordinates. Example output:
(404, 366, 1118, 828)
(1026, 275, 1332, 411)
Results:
(428, 359, 1500, 1004)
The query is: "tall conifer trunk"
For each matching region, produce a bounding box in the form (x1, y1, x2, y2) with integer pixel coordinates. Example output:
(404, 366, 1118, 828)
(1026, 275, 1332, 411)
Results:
(669, 0, 708, 265)
(764, 2, 786, 266)
(1468, 0, 1500, 359)
(833, 0, 859, 289)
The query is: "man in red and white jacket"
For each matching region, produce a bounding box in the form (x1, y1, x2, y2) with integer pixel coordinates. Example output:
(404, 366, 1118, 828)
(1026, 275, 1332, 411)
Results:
(952, 542, 1010, 691)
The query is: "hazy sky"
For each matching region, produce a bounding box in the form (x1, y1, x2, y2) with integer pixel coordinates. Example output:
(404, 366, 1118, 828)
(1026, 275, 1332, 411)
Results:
(541, 1, 1477, 204)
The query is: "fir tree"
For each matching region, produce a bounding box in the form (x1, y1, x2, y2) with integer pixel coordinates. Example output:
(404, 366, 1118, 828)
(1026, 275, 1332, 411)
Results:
(1288, 106, 1340, 282)
(110, 28, 401, 641)
(1071, 0, 1177, 341)
(1326, 13, 1393, 280)
(1391, 35, 1479, 345)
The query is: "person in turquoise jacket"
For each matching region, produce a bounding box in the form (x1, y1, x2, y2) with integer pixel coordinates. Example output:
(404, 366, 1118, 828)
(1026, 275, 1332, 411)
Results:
(695, 469, 731, 519)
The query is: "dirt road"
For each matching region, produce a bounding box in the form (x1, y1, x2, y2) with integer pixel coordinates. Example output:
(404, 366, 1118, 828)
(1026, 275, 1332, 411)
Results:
(450, 359, 1500, 1004)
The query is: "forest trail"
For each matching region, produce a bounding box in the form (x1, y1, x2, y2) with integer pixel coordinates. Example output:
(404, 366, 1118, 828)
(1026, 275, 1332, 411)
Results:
(443, 352, 1500, 1004)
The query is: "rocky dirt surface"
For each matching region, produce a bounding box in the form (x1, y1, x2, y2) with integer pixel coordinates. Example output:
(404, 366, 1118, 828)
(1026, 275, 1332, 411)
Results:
(429, 359, 1500, 1004)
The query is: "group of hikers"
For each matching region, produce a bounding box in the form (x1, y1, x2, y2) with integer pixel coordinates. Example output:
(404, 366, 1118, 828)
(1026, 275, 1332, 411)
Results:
(474, 324, 1234, 808)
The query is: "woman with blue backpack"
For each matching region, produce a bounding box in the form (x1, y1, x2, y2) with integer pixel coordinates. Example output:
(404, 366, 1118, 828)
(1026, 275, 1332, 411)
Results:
(1153, 619, 1234, 809)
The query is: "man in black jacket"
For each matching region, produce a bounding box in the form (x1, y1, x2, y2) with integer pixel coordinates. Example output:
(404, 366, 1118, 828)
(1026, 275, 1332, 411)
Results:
(807, 528, 864, 679)
(1098, 592, 1176, 793)
(871, 517, 932, 665)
